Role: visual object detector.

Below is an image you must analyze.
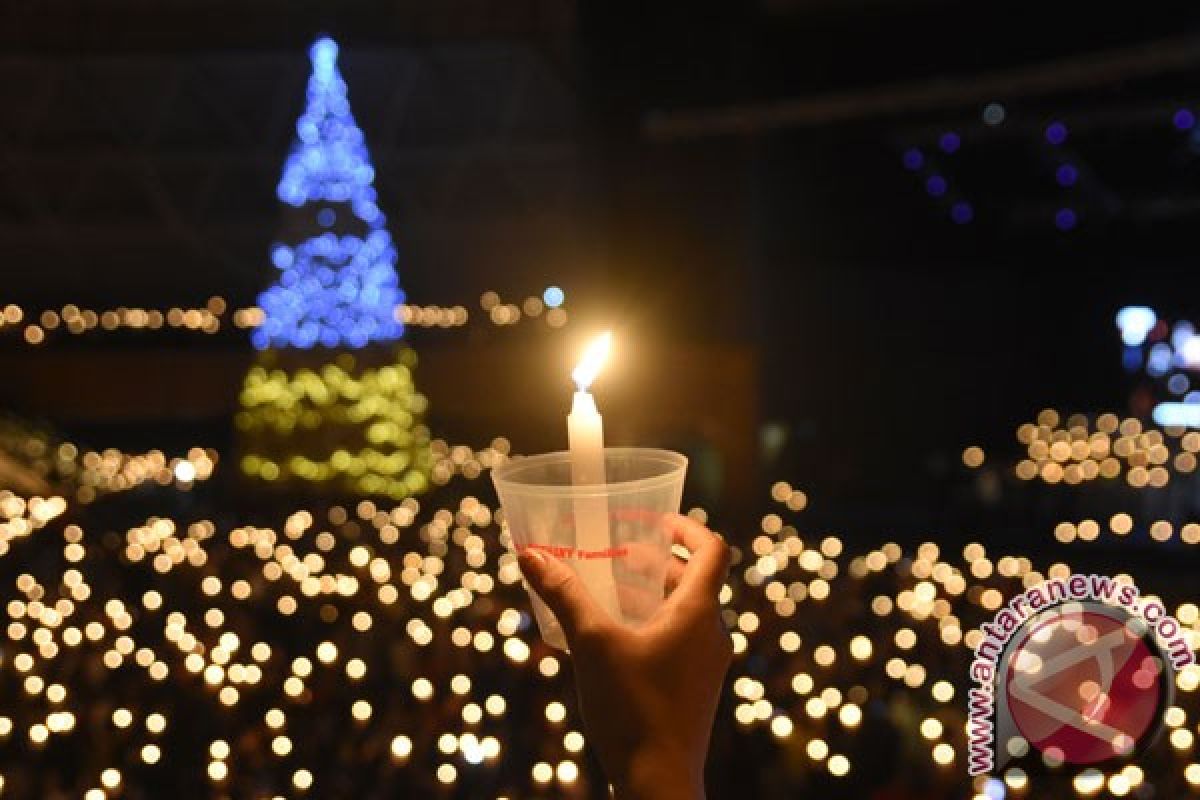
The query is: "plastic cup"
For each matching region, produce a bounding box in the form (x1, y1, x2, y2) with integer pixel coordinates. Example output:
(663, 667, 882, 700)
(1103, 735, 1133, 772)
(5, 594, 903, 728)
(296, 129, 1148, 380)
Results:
(492, 447, 687, 650)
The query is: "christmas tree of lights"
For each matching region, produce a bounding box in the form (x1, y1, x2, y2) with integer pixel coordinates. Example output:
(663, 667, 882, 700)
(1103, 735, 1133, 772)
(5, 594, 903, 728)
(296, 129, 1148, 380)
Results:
(238, 36, 432, 499)
(254, 36, 404, 350)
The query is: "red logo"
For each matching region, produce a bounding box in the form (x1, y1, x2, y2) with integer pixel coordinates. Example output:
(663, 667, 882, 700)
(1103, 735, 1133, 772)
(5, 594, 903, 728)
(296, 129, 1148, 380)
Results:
(1003, 604, 1168, 766)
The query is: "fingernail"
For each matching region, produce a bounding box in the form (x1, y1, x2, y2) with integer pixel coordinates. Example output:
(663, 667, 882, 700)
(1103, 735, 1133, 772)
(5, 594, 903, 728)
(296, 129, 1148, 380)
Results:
(518, 549, 545, 578)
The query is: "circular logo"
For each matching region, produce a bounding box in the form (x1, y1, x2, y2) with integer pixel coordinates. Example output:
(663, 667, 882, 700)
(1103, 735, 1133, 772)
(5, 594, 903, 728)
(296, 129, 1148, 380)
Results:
(1002, 603, 1169, 767)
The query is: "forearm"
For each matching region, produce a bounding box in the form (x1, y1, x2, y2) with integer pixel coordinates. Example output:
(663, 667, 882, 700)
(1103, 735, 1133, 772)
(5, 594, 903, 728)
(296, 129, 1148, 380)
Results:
(609, 748, 706, 800)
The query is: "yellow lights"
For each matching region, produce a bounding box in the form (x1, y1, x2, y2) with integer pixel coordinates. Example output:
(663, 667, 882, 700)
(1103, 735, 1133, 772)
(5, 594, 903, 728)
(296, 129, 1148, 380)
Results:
(238, 350, 433, 499)
(827, 754, 850, 777)
(805, 697, 828, 719)
(316, 641, 338, 664)
(411, 678, 434, 701)
(770, 480, 808, 511)
(531, 762, 553, 784)
(919, 717, 943, 740)
(555, 760, 579, 785)
(1015, 410, 1192, 487)
(480, 291, 568, 329)
(0, 298, 522, 345)
(545, 701, 567, 724)
(848, 634, 872, 661)
(931, 680, 955, 703)
(0, 431, 217, 504)
(537, 652, 559, 681)
(813, 644, 836, 667)
(962, 445, 985, 468)
(390, 734, 413, 761)
(931, 743, 955, 766)
(504, 637, 531, 664)
(293, 768, 314, 791)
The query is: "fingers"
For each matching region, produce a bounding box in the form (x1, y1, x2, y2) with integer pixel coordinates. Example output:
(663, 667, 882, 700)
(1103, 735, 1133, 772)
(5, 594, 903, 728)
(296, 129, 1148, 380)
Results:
(517, 548, 608, 643)
(665, 555, 686, 593)
(665, 513, 730, 600)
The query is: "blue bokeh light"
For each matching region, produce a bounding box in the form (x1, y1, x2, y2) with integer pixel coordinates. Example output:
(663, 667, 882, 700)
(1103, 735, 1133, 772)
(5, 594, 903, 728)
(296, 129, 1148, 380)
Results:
(901, 148, 924, 171)
(1054, 207, 1077, 231)
(938, 131, 961, 154)
(1174, 108, 1196, 131)
(1115, 306, 1156, 347)
(1055, 163, 1078, 187)
(925, 175, 947, 197)
(1122, 346, 1142, 372)
(255, 36, 405, 351)
(542, 286, 565, 308)
(1045, 121, 1068, 146)
(1154, 402, 1200, 427)
(950, 201, 973, 224)
(1148, 342, 1172, 376)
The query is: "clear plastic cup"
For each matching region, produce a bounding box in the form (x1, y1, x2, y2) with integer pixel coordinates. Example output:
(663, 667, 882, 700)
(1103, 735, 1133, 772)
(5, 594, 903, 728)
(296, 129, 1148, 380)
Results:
(492, 447, 687, 650)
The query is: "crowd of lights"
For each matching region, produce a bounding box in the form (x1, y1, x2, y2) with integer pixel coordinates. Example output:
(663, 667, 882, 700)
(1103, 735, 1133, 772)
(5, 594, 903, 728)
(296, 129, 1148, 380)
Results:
(3, 285, 1200, 795)
(1, 452, 1200, 798)
(1006, 408, 1200, 487)
(0, 417, 215, 503)
(0, 297, 566, 346)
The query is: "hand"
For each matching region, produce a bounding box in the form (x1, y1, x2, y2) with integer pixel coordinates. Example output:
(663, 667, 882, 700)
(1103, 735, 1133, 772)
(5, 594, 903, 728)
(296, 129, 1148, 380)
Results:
(518, 513, 732, 800)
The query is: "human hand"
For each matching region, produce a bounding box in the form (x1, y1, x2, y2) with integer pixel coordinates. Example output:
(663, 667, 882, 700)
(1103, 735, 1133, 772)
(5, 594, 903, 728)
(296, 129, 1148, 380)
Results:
(517, 513, 732, 800)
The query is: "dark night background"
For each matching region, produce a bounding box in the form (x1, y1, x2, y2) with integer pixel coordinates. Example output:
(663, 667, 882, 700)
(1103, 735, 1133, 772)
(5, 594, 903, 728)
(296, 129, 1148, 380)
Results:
(5, 0, 1200, 534)
(6, 4, 1200, 799)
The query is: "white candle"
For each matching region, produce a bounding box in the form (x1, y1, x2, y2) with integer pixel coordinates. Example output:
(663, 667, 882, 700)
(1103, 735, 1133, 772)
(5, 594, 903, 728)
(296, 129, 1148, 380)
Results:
(567, 333, 621, 619)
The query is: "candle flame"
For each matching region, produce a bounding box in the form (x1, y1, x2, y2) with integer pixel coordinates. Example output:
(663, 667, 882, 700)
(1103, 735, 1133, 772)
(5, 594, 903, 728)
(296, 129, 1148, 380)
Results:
(572, 332, 612, 391)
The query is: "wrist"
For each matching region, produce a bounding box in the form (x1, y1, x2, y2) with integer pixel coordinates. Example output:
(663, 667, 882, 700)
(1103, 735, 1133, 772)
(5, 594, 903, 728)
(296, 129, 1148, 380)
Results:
(609, 746, 705, 800)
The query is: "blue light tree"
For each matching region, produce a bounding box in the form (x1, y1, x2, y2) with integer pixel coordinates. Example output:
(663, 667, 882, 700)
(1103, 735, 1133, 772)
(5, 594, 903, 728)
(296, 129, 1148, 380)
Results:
(239, 37, 431, 500)
(252, 36, 405, 351)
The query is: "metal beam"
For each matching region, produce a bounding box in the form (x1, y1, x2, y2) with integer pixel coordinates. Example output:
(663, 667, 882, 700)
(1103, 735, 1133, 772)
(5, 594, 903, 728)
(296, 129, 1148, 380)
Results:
(645, 33, 1200, 140)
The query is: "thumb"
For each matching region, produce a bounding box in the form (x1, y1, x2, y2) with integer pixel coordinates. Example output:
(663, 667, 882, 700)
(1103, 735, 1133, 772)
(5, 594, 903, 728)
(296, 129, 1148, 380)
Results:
(518, 548, 606, 643)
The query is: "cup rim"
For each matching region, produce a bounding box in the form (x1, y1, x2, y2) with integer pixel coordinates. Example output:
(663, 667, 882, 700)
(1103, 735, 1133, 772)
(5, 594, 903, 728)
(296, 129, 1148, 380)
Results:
(491, 447, 687, 497)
